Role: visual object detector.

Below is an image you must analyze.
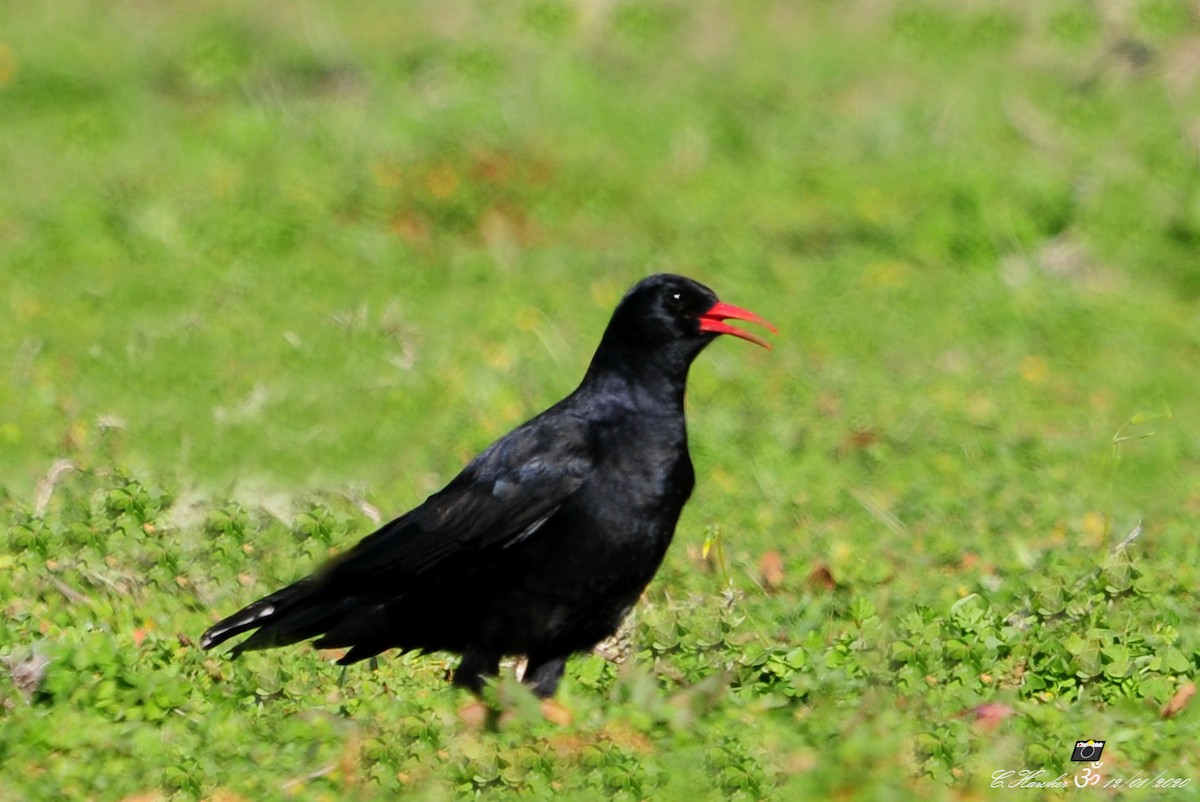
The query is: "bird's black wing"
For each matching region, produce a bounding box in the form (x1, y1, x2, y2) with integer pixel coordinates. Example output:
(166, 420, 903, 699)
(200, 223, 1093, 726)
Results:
(322, 412, 592, 581)
(200, 410, 594, 654)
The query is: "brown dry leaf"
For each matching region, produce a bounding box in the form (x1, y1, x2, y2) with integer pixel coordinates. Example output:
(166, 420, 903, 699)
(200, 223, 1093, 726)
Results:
(1161, 682, 1196, 719)
(316, 648, 350, 664)
(841, 428, 879, 454)
(540, 698, 573, 727)
(424, 166, 458, 198)
(547, 733, 590, 757)
(458, 700, 490, 731)
(806, 561, 836, 592)
(119, 793, 166, 802)
(817, 392, 841, 417)
(548, 725, 650, 757)
(389, 213, 430, 245)
(960, 702, 1014, 732)
(338, 735, 362, 790)
(471, 151, 513, 184)
(601, 723, 653, 752)
(759, 551, 785, 590)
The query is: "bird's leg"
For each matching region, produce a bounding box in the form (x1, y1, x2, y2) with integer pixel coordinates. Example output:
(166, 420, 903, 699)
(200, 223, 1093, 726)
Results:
(453, 650, 501, 695)
(523, 654, 568, 698)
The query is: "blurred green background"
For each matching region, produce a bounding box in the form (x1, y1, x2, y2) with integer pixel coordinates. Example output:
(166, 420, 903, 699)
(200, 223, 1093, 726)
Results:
(3, 0, 1196, 497)
(2, 1, 1200, 800)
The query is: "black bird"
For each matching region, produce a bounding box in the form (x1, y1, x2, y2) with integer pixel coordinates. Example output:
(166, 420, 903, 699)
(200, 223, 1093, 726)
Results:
(200, 274, 775, 697)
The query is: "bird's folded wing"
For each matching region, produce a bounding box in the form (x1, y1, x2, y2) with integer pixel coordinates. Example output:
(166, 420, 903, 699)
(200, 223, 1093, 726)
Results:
(314, 414, 593, 587)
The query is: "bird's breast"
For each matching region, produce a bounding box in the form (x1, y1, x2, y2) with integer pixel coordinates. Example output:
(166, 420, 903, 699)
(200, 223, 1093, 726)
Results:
(567, 413, 693, 559)
(465, 414, 694, 654)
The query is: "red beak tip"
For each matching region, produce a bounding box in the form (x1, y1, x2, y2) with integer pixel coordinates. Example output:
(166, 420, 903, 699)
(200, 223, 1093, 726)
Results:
(697, 300, 777, 349)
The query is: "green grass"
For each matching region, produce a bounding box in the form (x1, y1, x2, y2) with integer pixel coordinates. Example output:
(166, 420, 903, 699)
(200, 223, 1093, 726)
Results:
(3, 0, 1200, 799)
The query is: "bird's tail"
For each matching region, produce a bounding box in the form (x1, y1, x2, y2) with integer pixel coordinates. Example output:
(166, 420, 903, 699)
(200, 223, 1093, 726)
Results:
(199, 579, 355, 657)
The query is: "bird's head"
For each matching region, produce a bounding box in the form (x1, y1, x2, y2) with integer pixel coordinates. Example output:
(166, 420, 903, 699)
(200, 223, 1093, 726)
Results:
(605, 274, 777, 353)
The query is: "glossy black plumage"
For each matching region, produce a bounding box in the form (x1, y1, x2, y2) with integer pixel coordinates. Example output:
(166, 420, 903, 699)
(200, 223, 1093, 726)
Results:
(200, 273, 774, 697)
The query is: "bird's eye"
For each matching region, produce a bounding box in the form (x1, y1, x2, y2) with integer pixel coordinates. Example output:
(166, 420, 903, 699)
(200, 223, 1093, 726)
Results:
(666, 291, 685, 310)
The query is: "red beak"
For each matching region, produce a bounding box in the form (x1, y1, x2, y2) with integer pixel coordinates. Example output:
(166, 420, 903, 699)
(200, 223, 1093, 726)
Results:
(697, 300, 778, 350)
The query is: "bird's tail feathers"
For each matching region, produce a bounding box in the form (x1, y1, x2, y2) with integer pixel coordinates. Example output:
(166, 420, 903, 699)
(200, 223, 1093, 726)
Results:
(199, 596, 281, 651)
(200, 580, 347, 655)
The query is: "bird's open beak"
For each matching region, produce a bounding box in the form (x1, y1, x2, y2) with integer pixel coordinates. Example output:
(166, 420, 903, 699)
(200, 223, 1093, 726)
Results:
(697, 301, 778, 350)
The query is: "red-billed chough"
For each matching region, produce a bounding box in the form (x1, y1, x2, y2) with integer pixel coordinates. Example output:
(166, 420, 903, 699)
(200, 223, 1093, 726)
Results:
(200, 273, 775, 697)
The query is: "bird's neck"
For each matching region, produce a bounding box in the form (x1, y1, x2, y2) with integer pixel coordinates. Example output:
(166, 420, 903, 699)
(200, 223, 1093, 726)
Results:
(577, 344, 696, 413)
